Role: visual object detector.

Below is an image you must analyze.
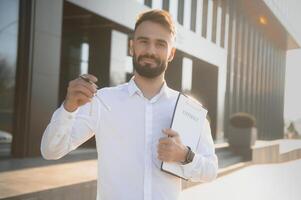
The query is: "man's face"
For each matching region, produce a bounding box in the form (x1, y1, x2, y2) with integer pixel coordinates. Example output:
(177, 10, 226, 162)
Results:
(131, 21, 175, 79)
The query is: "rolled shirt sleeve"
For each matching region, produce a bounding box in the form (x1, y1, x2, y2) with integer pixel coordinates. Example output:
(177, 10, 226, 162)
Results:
(180, 119, 218, 182)
(40, 98, 99, 160)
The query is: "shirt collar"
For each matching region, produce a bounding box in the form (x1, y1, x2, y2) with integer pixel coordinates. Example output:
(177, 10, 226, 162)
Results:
(127, 77, 171, 101)
(128, 77, 142, 96)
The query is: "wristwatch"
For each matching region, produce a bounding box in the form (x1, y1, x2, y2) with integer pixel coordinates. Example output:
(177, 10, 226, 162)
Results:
(182, 146, 195, 165)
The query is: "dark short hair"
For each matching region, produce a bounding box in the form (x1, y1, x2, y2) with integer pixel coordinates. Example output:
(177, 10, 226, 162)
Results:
(134, 9, 176, 38)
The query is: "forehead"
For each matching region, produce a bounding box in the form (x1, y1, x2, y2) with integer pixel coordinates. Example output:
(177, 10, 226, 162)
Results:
(134, 21, 174, 43)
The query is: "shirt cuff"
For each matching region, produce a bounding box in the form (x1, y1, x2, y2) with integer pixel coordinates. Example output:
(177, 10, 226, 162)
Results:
(58, 103, 79, 120)
(180, 153, 201, 179)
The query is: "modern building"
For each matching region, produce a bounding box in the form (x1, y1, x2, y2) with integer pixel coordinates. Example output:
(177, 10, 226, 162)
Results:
(0, 0, 300, 159)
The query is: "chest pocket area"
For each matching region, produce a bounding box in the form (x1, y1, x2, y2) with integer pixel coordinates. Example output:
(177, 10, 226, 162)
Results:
(98, 109, 120, 139)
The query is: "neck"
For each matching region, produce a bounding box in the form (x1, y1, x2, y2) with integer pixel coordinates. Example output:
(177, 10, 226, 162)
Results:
(133, 73, 165, 99)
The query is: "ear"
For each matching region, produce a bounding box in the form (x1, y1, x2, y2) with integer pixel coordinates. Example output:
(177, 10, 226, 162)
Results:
(129, 39, 134, 56)
(168, 47, 176, 62)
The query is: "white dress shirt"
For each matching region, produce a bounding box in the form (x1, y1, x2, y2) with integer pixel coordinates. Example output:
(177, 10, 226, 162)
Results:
(41, 78, 218, 200)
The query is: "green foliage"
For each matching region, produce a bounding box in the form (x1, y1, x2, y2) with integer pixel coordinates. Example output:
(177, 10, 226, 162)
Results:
(287, 122, 297, 133)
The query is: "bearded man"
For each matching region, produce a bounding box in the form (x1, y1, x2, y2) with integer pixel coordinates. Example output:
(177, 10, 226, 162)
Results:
(41, 9, 218, 200)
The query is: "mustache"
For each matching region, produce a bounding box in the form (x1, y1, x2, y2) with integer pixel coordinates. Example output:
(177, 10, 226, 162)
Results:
(137, 54, 160, 63)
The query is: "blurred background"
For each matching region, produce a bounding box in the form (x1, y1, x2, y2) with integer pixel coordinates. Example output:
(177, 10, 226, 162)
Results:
(0, 0, 300, 200)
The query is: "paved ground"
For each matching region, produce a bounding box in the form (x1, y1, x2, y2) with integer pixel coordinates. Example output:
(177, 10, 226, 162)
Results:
(180, 159, 301, 200)
(0, 160, 97, 199)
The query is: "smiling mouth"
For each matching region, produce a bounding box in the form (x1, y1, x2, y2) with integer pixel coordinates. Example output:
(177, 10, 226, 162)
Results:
(141, 58, 157, 65)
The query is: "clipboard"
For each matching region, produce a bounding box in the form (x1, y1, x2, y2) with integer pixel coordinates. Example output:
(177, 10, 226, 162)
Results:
(160, 93, 208, 180)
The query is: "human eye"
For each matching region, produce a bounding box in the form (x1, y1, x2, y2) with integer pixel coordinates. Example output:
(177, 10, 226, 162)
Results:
(138, 38, 148, 44)
(157, 42, 166, 48)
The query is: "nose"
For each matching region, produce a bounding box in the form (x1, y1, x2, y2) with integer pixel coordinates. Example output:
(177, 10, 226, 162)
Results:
(145, 42, 156, 55)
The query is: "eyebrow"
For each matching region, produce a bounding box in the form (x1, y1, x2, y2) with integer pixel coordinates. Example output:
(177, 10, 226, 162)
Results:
(136, 36, 168, 45)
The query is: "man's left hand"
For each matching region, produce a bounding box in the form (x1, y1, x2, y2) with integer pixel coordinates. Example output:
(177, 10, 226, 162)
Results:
(157, 128, 188, 163)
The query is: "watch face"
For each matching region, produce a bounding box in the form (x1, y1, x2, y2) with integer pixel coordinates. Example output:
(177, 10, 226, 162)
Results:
(187, 150, 195, 163)
(182, 146, 194, 164)
(189, 152, 194, 162)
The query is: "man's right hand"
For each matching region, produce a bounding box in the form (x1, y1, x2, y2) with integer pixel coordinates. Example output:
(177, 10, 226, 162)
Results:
(63, 74, 98, 112)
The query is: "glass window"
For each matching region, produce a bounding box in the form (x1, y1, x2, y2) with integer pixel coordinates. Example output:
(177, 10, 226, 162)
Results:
(211, 0, 218, 43)
(177, 0, 184, 25)
(162, 0, 170, 11)
(145, 0, 152, 7)
(80, 43, 89, 75)
(220, 0, 227, 48)
(190, 0, 197, 31)
(152, 0, 163, 9)
(202, 0, 208, 38)
(135, 0, 144, 4)
(0, 0, 19, 158)
(182, 57, 193, 92)
(110, 30, 131, 86)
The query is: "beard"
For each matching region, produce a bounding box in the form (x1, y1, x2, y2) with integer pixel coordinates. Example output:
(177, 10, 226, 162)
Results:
(132, 53, 167, 79)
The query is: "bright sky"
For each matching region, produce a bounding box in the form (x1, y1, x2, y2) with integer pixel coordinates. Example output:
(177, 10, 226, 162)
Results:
(285, 50, 301, 121)
(284, 0, 301, 122)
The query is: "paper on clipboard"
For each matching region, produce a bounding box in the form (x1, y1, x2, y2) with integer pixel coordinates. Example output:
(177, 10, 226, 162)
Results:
(161, 93, 207, 180)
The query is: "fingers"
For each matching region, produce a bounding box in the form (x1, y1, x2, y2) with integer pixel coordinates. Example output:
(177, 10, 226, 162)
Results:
(158, 138, 174, 151)
(157, 131, 181, 162)
(64, 74, 99, 110)
(158, 154, 171, 162)
(74, 92, 92, 103)
(76, 79, 97, 94)
(69, 77, 97, 95)
(158, 137, 172, 145)
(73, 84, 94, 99)
(80, 74, 98, 83)
(157, 143, 173, 162)
(162, 128, 179, 137)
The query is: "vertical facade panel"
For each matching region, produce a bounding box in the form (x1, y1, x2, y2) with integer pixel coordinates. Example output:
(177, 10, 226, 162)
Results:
(260, 38, 266, 138)
(279, 50, 284, 138)
(223, 0, 230, 49)
(251, 27, 257, 119)
(152, 0, 163, 9)
(144, 0, 152, 7)
(183, 0, 191, 30)
(177, 0, 184, 25)
(257, 32, 263, 138)
(201, 0, 208, 38)
(215, 0, 222, 46)
(206, 0, 214, 41)
(224, 0, 236, 137)
(271, 45, 276, 137)
(196, 0, 204, 36)
(223, 0, 287, 140)
(262, 41, 268, 139)
(235, 12, 243, 113)
(277, 49, 282, 137)
(247, 25, 254, 114)
(241, 18, 249, 112)
(266, 42, 272, 138)
(270, 44, 276, 138)
(211, 0, 218, 43)
(190, 0, 197, 31)
(266, 43, 272, 139)
(169, 0, 178, 20)
(162, 0, 169, 11)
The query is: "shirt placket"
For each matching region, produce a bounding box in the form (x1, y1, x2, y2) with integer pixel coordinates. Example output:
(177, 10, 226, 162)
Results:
(144, 100, 153, 200)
